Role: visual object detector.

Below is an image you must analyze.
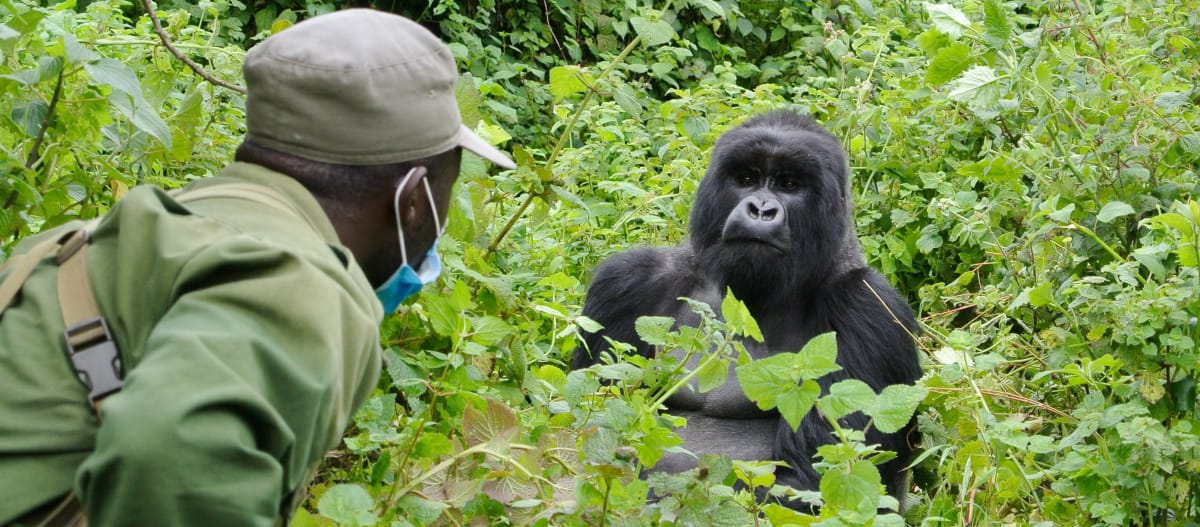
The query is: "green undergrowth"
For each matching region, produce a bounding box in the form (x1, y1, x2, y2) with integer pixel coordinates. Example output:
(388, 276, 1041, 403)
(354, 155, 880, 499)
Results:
(3, 0, 1199, 525)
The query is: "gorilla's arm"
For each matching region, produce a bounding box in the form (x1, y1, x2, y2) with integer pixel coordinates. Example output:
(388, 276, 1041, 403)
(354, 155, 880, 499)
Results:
(570, 246, 698, 369)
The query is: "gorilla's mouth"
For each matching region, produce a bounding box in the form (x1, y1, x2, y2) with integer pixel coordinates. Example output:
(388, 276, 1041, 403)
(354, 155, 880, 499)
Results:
(723, 236, 788, 254)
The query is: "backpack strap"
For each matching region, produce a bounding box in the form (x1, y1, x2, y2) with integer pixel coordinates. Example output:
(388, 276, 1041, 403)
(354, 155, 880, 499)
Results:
(0, 220, 116, 412)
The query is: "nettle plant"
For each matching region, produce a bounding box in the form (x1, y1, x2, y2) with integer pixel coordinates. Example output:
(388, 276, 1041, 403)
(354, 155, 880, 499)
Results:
(315, 291, 925, 527)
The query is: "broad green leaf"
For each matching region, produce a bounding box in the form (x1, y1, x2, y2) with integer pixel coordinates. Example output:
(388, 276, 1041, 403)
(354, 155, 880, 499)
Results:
(916, 224, 944, 253)
(820, 379, 876, 421)
(1180, 243, 1199, 267)
(736, 353, 798, 410)
(696, 353, 730, 393)
(924, 2, 973, 39)
(635, 425, 682, 468)
(582, 426, 619, 463)
(635, 315, 676, 346)
(84, 58, 143, 101)
(720, 288, 763, 341)
(471, 315, 512, 345)
(690, 0, 725, 17)
(777, 380, 821, 431)
(1177, 133, 1200, 156)
(1027, 281, 1054, 307)
(548, 65, 592, 100)
(948, 66, 1002, 108)
(317, 484, 377, 527)
(1154, 91, 1189, 112)
(870, 383, 928, 433)
(1048, 203, 1075, 223)
(819, 459, 882, 512)
(630, 16, 675, 47)
(1097, 201, 1135, 223)
(462, 399, 519, 447)
(424, 295, 461, 337)
(613, 85, 644, 117)
(982, 0, 1012, 47)
(11, 101, 47, 137)
(106, 92, 172, 148)
(64, 34, 99, 64)
(794, 332, 841, 380)
(925, 42, 972, 85)
(396, 494, 448, 526)
(596, 362, 643, 383)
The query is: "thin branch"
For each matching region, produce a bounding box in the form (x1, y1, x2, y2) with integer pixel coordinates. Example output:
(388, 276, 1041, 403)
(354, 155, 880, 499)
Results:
(140, 0, 246, 95)
(25, 66, 65, 169)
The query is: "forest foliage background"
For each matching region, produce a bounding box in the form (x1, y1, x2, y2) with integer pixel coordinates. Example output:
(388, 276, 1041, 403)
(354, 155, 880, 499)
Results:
(2, 0, 1200, 525)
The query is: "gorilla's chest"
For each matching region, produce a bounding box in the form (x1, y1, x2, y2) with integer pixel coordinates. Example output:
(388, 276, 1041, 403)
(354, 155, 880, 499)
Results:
(664, 338, 777, 418)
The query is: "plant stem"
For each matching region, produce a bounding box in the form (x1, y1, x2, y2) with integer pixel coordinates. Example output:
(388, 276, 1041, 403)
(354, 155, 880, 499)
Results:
(485, 36, 641, 255)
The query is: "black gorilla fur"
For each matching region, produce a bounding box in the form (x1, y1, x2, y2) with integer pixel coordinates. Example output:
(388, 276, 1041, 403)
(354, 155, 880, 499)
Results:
(570, 110, 922, 509)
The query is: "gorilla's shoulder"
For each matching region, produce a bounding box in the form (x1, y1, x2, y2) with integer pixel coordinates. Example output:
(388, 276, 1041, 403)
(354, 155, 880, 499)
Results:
(591, 245, 695, 292)
(583, 245, 698, 316)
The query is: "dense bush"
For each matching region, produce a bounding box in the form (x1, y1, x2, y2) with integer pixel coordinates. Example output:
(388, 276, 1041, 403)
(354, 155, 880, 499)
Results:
(3, 0, 1199, 525)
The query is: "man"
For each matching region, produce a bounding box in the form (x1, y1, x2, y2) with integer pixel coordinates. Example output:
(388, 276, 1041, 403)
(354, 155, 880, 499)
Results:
(0, 9, 514, 525)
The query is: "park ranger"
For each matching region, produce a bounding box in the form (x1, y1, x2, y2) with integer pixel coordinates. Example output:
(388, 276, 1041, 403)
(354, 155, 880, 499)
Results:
(0, 9, 514, 526)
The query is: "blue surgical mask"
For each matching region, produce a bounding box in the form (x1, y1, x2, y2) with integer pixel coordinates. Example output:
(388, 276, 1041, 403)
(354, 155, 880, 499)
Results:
(375, 167, 444, 313)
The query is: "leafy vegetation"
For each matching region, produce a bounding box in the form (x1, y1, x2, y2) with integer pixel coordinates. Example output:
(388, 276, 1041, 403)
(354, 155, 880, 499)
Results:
(3, 0, 1199, 525)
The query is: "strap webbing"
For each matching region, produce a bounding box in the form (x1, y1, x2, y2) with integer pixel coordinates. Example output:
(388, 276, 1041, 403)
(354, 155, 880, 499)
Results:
(0, 237, 65, 313)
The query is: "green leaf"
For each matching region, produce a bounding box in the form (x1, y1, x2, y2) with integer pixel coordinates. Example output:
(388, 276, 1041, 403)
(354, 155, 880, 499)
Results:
(635, 316, 676, 347)
(870, 383, 928, 433)
(1097, 201, 1135, 223)
(924, 2, 973, 39)
(11, 101, 47, 137)
(777, 380, 821, 431)
(548, 65, 592, 100)
(1177, 133, 1200, 156)
(982, 0, 1012, 47)
(471, 316, 512, 345)
(317, 484, 377, 527)
(84, 58, 143, 101)
(397, 494, 448, 526)
(424, 295, 461, 337)
(1154, 91, 1190, 112)
(820, 379, 876, 421)
(462, 399, 519, 447)
(736, 353, 798, 410)
(925, 42, 972, 85)
(720, 288, 763, 341)
(696, 353, 730, 393)
(820, 459, 882, 512)
(948, 66, 1003, 108)
(630, 15, 675, 47)
(794, 332, 841, 380)
(1027, 281, 1055, 307)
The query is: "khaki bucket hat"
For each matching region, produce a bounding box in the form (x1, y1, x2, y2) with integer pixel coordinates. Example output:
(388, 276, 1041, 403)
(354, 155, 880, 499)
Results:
(243, 9, 515, 169)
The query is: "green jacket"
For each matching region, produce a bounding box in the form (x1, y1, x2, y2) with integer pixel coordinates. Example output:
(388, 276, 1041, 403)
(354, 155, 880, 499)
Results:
(0, 162, 384, 525)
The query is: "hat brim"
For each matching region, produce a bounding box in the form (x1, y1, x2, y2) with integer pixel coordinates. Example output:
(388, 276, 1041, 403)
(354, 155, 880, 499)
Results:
(457, 124, 516, 170)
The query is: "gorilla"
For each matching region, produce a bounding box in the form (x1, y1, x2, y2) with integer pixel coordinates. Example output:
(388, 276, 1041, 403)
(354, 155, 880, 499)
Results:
(570, 110, 922, 509)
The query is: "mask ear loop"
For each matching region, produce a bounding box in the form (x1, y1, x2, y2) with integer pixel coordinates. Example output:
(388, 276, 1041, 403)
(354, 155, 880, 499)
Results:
(393, 167, 422, 266)
(421, 177, 443, 236)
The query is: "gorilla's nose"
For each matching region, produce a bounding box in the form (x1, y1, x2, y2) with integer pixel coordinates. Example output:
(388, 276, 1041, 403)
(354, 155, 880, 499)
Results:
(746, 198, 781, 222)
(723, 196, 789, 251)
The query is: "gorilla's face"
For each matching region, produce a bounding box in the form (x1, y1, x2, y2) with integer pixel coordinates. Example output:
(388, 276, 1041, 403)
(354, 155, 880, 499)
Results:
(689, 112, 852, 302)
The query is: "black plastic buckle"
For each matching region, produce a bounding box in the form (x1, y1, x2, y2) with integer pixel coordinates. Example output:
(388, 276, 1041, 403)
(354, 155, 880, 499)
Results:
(64, 317, 124, 405)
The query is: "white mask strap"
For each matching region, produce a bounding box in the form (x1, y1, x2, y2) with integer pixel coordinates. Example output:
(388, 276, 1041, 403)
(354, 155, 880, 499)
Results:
(393, 167, 442, 266)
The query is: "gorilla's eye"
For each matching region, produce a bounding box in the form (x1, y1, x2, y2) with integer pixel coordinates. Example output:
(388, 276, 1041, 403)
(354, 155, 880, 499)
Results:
(777, 176, 801, 190)
(736, 173, 756, 187)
